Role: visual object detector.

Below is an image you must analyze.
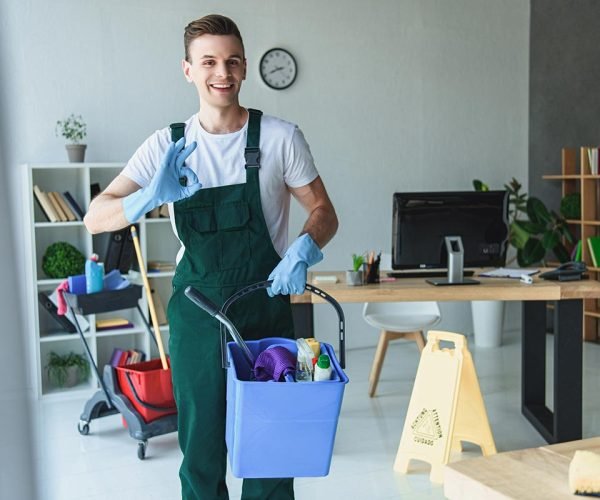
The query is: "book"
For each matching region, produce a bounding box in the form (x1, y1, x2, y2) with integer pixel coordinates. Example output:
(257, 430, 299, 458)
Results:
(109, 348, 125, 367)
(149, 284, 167, 325)
(96, 317, 133, 330)
(587, 147, 599, 176)
(587, 236, 600, 267)
(53, 192, 77, 221)
(47, 192, 67, 221)
(575, 239, 583, 262)
(62, 191, 85, 220)
(33, 185, 59, 222)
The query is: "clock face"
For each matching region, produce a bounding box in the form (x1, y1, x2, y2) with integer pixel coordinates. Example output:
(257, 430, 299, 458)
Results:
(259, 48, 297, 90)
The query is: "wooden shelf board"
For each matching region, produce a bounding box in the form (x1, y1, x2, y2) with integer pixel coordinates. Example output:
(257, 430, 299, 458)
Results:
(542, 174, 580, 180)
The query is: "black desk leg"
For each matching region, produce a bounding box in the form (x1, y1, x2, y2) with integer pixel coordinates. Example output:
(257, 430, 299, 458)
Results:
(554, 299, 583, 442)
(522, 299, 582, 443)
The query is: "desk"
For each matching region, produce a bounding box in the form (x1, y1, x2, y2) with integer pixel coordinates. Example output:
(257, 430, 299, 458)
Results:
(444, 436, 600, 499)
(292, 273, 600, 444)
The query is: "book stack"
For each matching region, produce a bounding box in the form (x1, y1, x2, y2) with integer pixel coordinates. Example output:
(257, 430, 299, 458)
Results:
(109, 348, 146, 367)
(586, 236, 600, 267)
(586, 148, 599, 175)
(96, 317, 134, 331)
(147, 261, 176, 273)
(33, 186, 85, 222)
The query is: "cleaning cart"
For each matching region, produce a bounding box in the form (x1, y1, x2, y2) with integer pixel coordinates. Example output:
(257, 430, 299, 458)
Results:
(65, 285, 178, 460)
(185, 280, 349, 478)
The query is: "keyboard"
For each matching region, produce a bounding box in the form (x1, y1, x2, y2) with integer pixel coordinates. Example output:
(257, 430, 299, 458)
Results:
(386, 270, 475, 279)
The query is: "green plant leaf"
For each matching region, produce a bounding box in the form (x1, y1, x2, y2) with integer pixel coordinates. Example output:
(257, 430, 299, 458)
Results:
(542, 230, 560, 250)
(527, 197, 551, 225)
(560, 193, 581, 220)
(510, 221, 530, 249)
(472, 179, 489, 191)
(520, 237, 545, 266)
(558, 224, 575, 244)
(552, 242, 571, 263)
(513, 219, 545, 235)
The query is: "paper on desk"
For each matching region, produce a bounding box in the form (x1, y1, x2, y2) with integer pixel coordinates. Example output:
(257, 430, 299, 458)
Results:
(479, 267, 539, 279)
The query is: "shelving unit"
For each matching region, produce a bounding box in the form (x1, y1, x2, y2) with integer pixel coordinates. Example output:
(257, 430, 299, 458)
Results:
(22, 163, 180, 399)
(542, 147, 600, 341)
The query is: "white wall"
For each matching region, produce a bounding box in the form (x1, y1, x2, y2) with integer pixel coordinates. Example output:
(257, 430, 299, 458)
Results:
(0, 2, 529, 492)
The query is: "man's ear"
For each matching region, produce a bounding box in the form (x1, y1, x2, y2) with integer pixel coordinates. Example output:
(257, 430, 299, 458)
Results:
(242, 58, 247, 80)
(182, 59, 193, 83)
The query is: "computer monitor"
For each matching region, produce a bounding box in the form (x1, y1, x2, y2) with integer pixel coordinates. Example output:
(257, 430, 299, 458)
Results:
(392, 190, 509, 271)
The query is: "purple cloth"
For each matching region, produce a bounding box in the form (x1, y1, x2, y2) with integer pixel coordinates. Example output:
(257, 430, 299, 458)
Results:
(253, 346, 296, 382)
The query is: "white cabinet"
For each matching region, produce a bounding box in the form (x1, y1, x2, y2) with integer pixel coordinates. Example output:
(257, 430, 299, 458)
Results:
(21, 163, 179, 399)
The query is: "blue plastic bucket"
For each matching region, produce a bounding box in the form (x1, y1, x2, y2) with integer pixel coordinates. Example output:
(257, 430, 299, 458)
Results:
(226, 337, 349, 478)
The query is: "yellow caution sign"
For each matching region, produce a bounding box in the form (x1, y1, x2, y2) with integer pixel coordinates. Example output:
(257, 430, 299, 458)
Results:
(394, 330, 496, 483)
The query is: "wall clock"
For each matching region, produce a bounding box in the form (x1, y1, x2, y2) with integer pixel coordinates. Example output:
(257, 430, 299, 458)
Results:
(259, 48, 297, 90)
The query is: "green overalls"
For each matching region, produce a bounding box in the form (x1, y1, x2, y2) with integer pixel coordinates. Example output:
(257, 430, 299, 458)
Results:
(168, 109, 295, 500)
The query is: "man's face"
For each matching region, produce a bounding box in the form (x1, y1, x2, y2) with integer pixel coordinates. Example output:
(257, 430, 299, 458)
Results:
(182, 34, 246, 109)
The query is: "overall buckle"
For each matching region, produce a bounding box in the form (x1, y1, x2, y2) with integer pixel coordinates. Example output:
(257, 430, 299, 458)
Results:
(244, 147, 261, 168)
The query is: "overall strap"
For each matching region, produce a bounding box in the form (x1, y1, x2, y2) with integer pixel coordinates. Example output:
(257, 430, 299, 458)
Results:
(170, 122, 185, 143)
(245, 109, 262, 168)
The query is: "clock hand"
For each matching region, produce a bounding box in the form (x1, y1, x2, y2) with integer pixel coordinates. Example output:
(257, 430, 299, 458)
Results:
(269, 66, 285, 74)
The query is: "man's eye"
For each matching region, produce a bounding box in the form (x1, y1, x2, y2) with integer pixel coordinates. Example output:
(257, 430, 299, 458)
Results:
(229, 60, 239, 66)
(203, 60, 215, 66)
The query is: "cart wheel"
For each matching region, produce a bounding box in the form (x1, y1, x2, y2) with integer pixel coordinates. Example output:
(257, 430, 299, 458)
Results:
(77, 422, 90, 436)
(137, 441, 147, 460)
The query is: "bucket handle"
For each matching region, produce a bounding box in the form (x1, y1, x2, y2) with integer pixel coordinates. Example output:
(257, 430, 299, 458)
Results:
(219, 280, 346, 369)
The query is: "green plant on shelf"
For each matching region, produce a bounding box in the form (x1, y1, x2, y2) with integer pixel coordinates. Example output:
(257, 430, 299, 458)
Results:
(46, 351, 90, 388)
(55, 114, 87, 144)
(473, 177, 575, 267)
(41, 241, 85, 279)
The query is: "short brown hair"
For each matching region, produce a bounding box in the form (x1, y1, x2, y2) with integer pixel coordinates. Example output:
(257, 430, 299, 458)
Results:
(184, 14, 244, 62)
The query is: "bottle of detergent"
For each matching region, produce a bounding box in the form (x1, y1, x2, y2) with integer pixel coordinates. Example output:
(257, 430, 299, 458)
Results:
(314, 354, 333, 381)
(85, 253, 104, 294)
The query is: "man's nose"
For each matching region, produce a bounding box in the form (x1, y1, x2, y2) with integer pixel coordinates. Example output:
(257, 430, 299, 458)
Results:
(215, 62, 230, 77)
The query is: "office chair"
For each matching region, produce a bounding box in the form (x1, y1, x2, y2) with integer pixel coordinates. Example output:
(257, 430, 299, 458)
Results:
(362, 301, 441, 397)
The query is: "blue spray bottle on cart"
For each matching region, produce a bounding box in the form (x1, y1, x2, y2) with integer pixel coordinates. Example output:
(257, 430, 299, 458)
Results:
(85, 253, 104, 294)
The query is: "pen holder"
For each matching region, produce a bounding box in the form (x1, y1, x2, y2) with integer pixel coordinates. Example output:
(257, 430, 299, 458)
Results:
(346, 270, 364, 286)
(363, 260, 380, 284)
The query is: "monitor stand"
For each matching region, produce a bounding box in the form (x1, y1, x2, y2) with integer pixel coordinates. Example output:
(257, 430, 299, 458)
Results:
(426, 236, 480, 286)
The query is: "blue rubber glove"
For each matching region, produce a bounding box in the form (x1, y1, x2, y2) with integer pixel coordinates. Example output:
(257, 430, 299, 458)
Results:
(123, 137, 201, 223)
(267, 234, 323, 296)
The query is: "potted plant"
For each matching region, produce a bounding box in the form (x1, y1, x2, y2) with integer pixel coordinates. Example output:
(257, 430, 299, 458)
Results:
(56, 114, 87, 162)
(474, 178, 575, 266)
(46, 351, 90, 388)
(42, 241, 86, 279)
(346, 253, 365, 286)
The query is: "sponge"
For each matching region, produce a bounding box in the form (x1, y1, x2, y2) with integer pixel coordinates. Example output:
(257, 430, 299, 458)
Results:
(569, 450, 600, 497)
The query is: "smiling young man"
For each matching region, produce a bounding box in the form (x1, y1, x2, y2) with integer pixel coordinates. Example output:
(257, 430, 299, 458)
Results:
(84, 13, 338, 500)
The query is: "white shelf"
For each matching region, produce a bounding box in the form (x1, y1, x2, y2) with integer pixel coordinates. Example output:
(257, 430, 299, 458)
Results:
(22, 162, 179, 399)
(146, 271, 175, 278)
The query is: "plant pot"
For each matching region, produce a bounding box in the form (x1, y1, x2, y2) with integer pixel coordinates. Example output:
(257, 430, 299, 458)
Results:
(65, 144, 87, 163)
(48, 365, 84, 388)
(346, 270, 363, 286)
(471, 300, 505, 348)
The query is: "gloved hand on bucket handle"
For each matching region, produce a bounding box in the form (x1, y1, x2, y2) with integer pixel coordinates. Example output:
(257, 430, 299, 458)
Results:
(123, 137, 201, 223)
(267, 233, 323, 296)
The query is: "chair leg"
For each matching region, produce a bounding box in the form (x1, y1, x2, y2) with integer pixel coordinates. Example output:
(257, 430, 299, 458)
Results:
(402, 330, 426, 352)
(369, 330, 391, 397)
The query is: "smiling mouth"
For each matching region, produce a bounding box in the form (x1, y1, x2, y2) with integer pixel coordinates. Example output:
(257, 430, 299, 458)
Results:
(210, 83, 234, 89)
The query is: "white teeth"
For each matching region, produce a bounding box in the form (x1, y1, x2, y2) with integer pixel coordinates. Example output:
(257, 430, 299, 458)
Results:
(211, 84, 232, 89)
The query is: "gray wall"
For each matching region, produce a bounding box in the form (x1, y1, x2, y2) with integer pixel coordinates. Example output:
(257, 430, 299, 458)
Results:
(0, 2, 530, 496)
(529, 0, 600, 208)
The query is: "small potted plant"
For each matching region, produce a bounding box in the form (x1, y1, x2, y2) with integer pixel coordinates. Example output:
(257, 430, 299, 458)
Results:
(46, 351, 90, 388)
(56, 113, 87, 162)
(346, 253, 365, 286)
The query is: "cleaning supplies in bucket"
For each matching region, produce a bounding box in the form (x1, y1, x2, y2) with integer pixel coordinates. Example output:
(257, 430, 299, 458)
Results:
(314, 354, 333, 381)
(253, 345, 296, 382)
(295, 338, 315, 382)
(85, 254, 104, 293)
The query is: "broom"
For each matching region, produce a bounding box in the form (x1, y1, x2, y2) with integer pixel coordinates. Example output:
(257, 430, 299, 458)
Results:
(130, 225, 169, 370)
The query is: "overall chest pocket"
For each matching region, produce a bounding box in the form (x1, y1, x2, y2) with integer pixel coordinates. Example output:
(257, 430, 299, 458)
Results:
(216, 201, 251, 271)
(178, 201, 252, 274)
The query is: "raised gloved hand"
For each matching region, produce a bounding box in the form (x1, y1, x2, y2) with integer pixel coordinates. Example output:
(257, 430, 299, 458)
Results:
(267, 233, 323, 296)
(123, 137, 201, 223)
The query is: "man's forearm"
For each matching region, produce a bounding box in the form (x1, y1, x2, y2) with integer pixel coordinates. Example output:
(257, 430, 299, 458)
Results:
(83, 194, 131, 234)
(300, 205, 338, 249)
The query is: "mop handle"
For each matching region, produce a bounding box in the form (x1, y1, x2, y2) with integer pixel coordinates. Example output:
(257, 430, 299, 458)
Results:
(184, 286, 255, 369)
(221, 281, 347, 369)
(130, 226, 169, 370)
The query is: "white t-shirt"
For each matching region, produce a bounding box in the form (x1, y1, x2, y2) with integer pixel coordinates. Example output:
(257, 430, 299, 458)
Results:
(121, 112, 319, 261)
